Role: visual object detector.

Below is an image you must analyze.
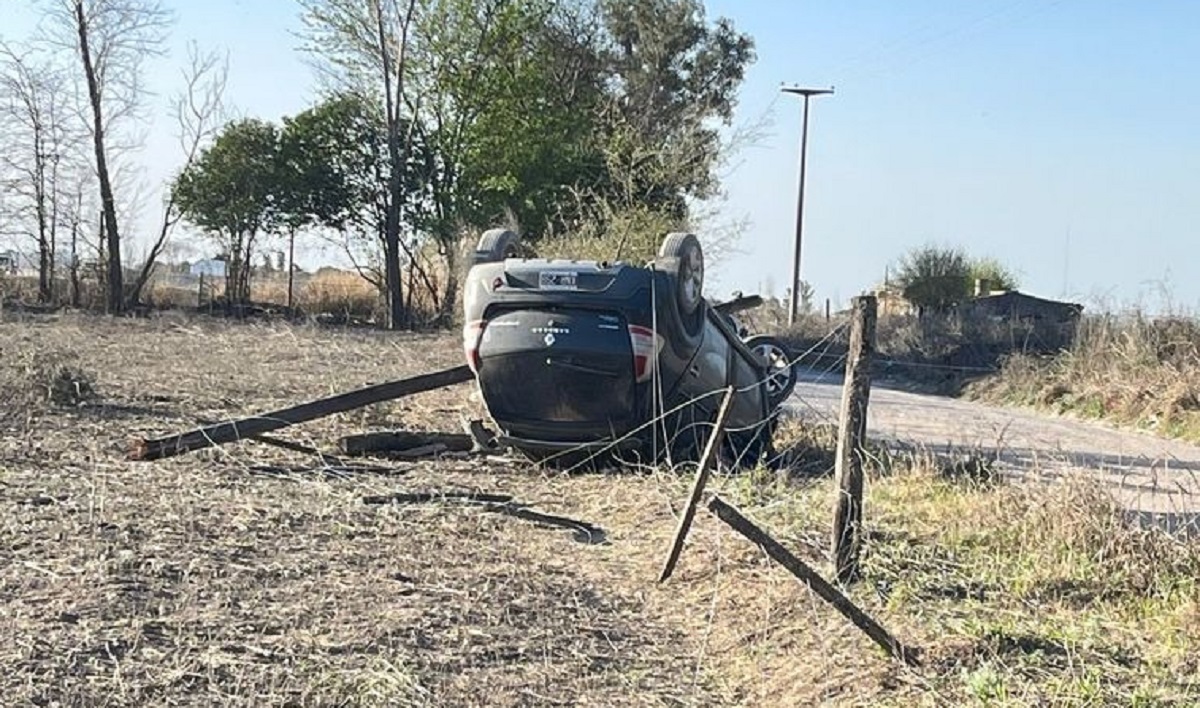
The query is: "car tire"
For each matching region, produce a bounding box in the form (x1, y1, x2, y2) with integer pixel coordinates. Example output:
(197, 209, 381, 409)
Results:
(474, 228, 520, 265)
(658, 233, 704, 316)
(745, 335, 798, 408)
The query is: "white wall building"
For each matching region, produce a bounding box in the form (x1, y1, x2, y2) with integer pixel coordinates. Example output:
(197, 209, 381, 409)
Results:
(189, 259, 227, 278)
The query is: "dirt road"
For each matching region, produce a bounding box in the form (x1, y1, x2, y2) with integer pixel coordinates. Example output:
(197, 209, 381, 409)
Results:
(789, 368, 1200, 532)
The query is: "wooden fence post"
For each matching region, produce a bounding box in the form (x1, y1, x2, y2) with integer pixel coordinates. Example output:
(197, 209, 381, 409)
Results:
(658, 387, 736, 582)
(832, 294, 877, 585)
(708, 496, 919, 665)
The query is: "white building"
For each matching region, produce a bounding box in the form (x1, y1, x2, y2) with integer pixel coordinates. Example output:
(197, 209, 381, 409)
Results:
(0, 249, 38, 276)
(189, 259, 227, 278)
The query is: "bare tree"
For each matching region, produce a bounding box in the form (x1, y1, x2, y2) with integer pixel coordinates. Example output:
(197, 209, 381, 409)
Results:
(0, 43, 77, 303)
(46, 0, 173, 314)
(299, 0, 419, 330)
(126, 42, 228, 308)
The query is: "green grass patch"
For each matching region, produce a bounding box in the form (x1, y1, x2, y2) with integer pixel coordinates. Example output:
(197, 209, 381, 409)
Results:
(717, 453, 1200, 706)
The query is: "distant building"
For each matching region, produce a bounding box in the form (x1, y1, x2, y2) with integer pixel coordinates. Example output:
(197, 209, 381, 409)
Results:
(0, 249, 38, 276)
(190, 259, 227, 278)
(963, 290, 1083, 326)
(958, 282, 1083, 352)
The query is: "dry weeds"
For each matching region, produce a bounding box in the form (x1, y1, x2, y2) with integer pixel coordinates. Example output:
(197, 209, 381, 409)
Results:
(2, 312, 1197, 706)
(971, 313, 1200, 441)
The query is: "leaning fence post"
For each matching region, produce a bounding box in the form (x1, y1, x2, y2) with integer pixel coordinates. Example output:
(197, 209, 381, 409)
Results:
(658, 386, 736, 582)
(832, 294, 877, 585)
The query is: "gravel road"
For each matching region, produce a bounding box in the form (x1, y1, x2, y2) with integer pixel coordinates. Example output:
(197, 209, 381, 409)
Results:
(788, 368, 1200, 534)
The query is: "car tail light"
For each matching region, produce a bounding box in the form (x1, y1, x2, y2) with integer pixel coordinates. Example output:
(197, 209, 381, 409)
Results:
(463, 319, 486, 373)
(627, 324, 663, 383)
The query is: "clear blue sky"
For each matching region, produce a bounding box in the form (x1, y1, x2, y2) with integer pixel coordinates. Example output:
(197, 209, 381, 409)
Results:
(6, 1, 1199, 312)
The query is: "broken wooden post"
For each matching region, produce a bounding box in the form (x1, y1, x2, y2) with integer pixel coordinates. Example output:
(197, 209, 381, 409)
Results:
(708, 495, 918, 666)
(194, 415, 339, 461)
(832, 295, 877, 585)
(129, 365, 473, 461)
(659, 386, 736, 582)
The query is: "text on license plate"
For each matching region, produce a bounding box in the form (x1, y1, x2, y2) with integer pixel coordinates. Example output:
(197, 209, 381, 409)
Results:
(538, 271, 578, 290)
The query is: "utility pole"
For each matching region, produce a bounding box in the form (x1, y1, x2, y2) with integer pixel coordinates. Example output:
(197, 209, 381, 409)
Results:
(782, 85, 834, 326)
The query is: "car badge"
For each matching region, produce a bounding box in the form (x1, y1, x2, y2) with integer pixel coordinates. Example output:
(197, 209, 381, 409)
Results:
(544, 333, 556, 346)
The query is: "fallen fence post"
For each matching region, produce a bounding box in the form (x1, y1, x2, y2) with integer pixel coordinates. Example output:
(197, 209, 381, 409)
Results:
(129, 365, 473, 461)
(832, 294, 877, 585)
(194, 415, 338, 461)
(707, 495, 918, 666)
(658, 386, 736, 582)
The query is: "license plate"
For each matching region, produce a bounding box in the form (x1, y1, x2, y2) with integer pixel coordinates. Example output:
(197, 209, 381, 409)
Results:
(538, 271, 578, 290)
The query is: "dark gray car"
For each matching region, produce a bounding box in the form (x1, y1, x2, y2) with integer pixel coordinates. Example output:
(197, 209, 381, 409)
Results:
(461, 230, 796, 467)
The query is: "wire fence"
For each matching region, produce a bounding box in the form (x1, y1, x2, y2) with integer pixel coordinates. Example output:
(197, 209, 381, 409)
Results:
(541, 321, 855, 474)
(540, 310, 1030, 474)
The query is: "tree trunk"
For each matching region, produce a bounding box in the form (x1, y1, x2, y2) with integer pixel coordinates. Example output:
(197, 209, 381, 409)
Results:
(375, 0, 417, 331)
(95, 208, 108, 302)
(126, 210, 172, 310)
(286, 228, 296, 312)
(383, 173, 404, 329)
(36, 201, 51, 303)
(69, 216, 80, 308)
(74, 0, 123, 314)
(38, 241, 52, 303)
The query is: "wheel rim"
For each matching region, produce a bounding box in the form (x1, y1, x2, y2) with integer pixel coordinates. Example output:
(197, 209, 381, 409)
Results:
(753, 342, 793, 399)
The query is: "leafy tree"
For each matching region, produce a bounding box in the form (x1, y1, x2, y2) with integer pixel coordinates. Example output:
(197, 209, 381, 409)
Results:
(533, 0, 757, 263)
(297, 0, 755, 319)
(894, 245, 972, 313)
(297, 0, 420, 329)
(172, 118, 280, 306)
(596, 0, 755, 212)
(415, 0, 605, 239)
(278, 92, 436, 308)
(894, 245, 1022, 313)
(969, 257, 1020, 293)
(276, 95, 360, 310)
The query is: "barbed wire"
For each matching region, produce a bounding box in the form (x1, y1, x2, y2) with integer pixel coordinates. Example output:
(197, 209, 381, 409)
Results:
(795, 349, 1003, 375)
(538, 320, 854, 473)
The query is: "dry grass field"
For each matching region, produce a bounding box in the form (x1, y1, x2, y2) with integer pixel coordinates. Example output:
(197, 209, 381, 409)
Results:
(2, 312, 1198, 706)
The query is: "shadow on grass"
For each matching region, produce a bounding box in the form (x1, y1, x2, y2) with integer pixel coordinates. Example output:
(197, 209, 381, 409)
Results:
(363, 490, 608, 545)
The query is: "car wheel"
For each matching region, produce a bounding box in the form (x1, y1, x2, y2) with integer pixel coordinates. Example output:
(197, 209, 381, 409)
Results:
(745, 335, 798, 408)
(474, 228, 520, 265)
(658, 233, 704, 316)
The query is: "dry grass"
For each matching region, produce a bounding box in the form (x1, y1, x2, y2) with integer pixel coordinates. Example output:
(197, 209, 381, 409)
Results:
(2, 312, 1198, 706)
(971, 313, 1200, 441)
(251, 271, 382, 320)
(136, 268, 449, 324)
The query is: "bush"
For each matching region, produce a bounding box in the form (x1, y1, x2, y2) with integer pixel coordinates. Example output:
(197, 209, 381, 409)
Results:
(0, 349, 97, 428)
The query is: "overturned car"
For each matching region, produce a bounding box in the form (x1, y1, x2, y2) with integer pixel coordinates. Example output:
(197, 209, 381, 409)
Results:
(461, 230, 797, 467)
